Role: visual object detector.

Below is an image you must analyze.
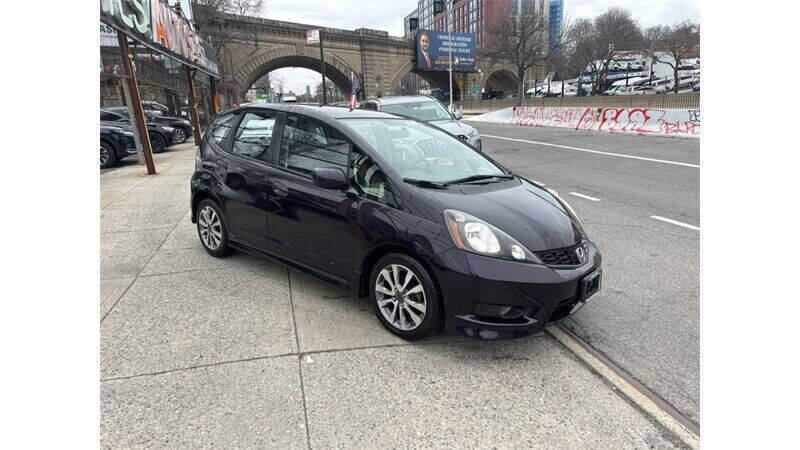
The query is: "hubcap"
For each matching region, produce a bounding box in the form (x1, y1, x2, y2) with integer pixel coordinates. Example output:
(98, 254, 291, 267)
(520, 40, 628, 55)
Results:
(100, 146, 110, 166)
(375, 264, 426, 331)
(175, 128, 186, 143)
(198, 205, 223, 250)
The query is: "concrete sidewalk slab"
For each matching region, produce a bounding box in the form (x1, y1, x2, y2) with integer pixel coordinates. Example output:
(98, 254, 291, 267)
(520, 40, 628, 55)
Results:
(100, 228, 172, 280)
(301, 337, 680, 448)
(101, 203, 188, 234)
(101, 268, 296, 379)
(101, 356, 306, 448)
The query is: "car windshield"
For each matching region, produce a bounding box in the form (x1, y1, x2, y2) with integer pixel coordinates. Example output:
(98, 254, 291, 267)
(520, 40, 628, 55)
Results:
(341, 118, 505, 184)
(380, 100, 453, 122)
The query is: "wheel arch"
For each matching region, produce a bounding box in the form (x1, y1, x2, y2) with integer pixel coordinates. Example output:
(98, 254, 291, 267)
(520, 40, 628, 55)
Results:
(191, 188, 223, 223)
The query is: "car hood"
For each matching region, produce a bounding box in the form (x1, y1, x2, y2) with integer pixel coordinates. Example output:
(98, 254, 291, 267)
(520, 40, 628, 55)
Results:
(429, 119, 477, 137)
(152, 115, 189, 124)
(420, 178, 583, 252)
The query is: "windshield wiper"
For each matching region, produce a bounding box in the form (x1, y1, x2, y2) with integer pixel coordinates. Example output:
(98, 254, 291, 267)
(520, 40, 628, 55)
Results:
(403, 178, 447, 189)
(443, 174, 514, 186)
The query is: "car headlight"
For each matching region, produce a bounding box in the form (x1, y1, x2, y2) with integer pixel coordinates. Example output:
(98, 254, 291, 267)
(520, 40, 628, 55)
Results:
(546, 188, 583, 229)
(444, 209, 541, 264)
(122, 131, 134, 136)
(163, 126, 175, 132)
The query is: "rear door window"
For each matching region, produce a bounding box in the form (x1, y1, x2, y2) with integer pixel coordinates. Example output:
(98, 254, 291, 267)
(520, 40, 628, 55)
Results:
(278, 115, 350, 177)
(230, 111, 278, 163)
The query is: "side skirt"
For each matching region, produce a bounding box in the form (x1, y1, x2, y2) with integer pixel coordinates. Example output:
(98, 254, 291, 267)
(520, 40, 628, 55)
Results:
(228, 238, 352, 292)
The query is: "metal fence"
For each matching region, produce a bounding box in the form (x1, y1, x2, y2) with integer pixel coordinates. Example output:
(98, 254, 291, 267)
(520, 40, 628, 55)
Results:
(457, 93, 700, 114)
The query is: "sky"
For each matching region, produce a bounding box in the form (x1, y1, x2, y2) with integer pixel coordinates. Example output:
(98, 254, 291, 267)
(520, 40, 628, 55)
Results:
(255, 0, 700, 94)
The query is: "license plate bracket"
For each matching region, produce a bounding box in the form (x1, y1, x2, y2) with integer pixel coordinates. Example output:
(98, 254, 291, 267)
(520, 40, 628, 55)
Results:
(579, 269, 602, 302)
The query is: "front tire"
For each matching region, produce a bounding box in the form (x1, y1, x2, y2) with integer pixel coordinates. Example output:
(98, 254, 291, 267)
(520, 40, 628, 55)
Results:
(370, 253, 441, 340)
(196, 200, 233, 257)
(149, 132, 166, 153)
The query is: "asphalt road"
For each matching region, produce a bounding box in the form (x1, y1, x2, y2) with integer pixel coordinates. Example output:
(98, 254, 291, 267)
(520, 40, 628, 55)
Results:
(468, 122, 700, 425)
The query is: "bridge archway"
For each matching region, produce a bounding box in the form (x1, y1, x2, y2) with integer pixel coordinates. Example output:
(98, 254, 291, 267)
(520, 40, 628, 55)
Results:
(483, 69, 519, 95)
(234, 47, 359, 100)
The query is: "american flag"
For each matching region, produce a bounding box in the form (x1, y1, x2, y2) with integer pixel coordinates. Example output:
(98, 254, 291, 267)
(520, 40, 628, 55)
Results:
(348, 71, 358, 109)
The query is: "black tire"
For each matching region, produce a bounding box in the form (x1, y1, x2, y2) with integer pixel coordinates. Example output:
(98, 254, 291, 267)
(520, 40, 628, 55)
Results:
(100, 140, 117, 169)
(149, 132, 166, 153)
(369, 253, 442, 340)
(196, 199, 233, 258)
(174, 126, 188, 144)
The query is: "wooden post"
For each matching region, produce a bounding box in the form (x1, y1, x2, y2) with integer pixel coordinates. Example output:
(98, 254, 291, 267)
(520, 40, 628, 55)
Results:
(185, 67, 203, 146)
(117, 33, 156, 175)
(210, 77, 220, 114)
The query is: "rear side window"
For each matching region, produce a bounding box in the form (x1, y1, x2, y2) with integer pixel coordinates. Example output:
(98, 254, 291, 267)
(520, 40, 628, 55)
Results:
(209, 114, 236, 146)
(230, 111, 277, 163)
(279, 115, 350, 177)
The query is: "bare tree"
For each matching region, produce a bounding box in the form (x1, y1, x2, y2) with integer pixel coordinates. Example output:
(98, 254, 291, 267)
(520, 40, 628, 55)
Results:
(560, 8, 643, 95)
(191, 1, 267, 105)
(644, 21, 699, 93)
(485, 13, 570, 106)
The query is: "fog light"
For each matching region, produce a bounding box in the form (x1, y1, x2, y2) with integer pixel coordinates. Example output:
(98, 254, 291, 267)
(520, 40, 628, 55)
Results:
(510, 245, 525, 260)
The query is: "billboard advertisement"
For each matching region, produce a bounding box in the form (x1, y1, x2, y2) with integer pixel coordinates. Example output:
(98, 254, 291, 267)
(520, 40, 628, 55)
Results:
(100, 0, 219, 77)
(415, 29, 476, 72)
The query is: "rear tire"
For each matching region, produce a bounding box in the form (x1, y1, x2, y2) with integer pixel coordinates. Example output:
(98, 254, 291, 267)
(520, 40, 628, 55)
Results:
(149, 132, 166, 153)
(369, 253, 441, 340)
(100, 141, 117, 169)
(196, 199, 233, 258)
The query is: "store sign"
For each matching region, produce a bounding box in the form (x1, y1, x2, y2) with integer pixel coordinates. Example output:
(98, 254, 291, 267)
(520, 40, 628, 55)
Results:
(306, 29, 320, 45)
(100, 0, 219, 77)
(415, 29, 476, 72)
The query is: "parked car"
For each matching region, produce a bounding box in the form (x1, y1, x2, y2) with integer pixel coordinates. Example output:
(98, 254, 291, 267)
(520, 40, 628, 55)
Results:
(361, 95, 482, 151)
(142, 100, 169, 117)
(281, 95, 298, 103)
(190, 104, 601, 340)
(100, 122, 137, 169)
(614, 85, 655, 96)
(99, 108, 175, 153)
(104, 106, 193, 144)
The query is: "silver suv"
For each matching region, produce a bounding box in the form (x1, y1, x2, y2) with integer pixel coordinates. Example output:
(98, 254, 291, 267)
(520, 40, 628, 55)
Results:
(362, 95, 482, 151)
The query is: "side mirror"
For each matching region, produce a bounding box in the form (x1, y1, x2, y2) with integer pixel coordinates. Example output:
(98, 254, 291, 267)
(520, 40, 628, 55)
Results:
(312, 167, 349, 190)
(453, 111, 463, 120)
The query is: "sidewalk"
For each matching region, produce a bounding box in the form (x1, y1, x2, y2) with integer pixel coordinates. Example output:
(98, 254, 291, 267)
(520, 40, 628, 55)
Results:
(100, 143, 683, 447)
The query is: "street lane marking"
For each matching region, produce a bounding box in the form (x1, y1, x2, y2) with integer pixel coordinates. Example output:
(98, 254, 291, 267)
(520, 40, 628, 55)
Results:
(569, 192, 601, 202)
(481, 134, 700, 168)
(650, 215, 700, 231)
(548, 325, 700, 448)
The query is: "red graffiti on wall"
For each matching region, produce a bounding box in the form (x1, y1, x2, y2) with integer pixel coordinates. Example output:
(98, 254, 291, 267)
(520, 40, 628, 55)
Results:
(513, 106, 700, 137)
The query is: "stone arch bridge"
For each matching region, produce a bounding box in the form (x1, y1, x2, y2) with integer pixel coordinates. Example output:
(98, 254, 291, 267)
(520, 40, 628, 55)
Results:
(193, 5, 522, 103)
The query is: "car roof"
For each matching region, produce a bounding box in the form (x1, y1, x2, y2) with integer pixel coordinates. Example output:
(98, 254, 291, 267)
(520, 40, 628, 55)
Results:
(367, 95, 436, 106)
(234, 103, 400, 120)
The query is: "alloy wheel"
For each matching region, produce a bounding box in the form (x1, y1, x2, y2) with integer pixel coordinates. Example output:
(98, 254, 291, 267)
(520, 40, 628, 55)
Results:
(198, 205, 222, 250)
(375, 264, 426, 331)
(100, 145, 110, 167)
(174, 128, 186, 143)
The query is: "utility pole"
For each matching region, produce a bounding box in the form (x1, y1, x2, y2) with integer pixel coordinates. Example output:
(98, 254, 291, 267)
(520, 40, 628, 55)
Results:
(447, 1, 453, 112)
(319, 30, 328, 105)
(117, 33, 156, 175)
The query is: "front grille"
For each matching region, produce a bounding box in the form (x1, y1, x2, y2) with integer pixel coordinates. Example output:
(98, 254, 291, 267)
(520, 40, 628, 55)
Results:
(536, 243, 585, 266)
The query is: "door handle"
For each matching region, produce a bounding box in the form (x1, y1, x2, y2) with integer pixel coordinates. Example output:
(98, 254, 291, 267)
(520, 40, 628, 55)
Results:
(272, 182, 288, 197)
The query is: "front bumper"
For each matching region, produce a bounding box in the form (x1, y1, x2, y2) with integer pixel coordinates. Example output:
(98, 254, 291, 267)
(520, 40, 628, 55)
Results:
(430, 240, 601, 339)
